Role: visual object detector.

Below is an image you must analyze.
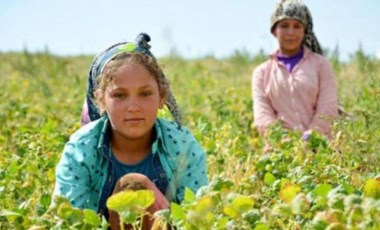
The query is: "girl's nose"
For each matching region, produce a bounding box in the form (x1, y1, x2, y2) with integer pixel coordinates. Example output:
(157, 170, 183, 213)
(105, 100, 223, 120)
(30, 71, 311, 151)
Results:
(126, 97, 141, 111)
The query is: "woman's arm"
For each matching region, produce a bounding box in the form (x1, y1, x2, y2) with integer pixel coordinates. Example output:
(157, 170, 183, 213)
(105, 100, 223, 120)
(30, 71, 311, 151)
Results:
(252, 66, 277, 134)
(308, 58, 338, 136)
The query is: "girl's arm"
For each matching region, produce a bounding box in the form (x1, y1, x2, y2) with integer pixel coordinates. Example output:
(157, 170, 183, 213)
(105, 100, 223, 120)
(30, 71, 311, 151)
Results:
(53, 142, 92, 209)
(175, 130, 208, 202)
(308, 58, 338, 137)
(252, 66, 277, 134)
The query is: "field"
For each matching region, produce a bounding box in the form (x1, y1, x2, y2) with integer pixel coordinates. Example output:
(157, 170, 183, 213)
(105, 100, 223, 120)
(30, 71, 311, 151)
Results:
(0, 49, 379, 229)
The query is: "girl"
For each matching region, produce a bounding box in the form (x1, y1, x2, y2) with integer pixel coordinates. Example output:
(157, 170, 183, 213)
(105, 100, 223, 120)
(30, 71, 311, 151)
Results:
(53, 33, 208, 228)
(252, 0, 338, 140)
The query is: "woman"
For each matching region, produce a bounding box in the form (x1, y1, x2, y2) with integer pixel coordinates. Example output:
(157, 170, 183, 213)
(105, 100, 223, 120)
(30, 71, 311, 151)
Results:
(252, 0, 338, 139)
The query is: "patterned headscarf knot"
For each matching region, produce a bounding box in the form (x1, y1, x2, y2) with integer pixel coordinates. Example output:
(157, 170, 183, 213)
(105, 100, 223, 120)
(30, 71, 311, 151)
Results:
(270, 0, 323, 55)
(86, 33, 182, 126)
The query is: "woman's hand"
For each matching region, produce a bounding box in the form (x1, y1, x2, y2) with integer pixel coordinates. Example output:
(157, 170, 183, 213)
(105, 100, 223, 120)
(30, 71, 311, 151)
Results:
(302, 130, 313, 141)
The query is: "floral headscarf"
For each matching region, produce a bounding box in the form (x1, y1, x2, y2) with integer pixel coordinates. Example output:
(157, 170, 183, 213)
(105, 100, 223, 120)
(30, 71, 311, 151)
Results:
(270, 0, 323, 55)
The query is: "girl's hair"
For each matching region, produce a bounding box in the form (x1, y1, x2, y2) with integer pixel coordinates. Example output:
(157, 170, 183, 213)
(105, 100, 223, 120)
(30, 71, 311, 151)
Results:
(94, 52, 167, 114)
(85, 33, 182, 125)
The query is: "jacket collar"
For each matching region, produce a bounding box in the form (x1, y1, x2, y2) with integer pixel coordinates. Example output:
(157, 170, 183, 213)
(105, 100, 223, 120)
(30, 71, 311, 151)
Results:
(270, 46, 312, 60)
(96, 116, 167, 159)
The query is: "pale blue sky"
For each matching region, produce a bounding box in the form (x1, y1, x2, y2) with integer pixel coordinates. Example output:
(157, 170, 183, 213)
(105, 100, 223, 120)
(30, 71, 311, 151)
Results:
(1, 0, 379, 60)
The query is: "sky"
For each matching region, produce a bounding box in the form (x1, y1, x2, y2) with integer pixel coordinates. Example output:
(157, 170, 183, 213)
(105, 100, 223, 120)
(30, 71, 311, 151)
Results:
(1, 0, 379, 61)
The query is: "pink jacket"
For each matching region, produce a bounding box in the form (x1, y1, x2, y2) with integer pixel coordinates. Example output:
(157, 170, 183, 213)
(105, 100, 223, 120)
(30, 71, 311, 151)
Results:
(252, 47, 338, 137)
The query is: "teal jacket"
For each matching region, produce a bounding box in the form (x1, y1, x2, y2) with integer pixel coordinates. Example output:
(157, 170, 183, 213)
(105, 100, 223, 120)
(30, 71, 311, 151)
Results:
(53, 116, 208, 212)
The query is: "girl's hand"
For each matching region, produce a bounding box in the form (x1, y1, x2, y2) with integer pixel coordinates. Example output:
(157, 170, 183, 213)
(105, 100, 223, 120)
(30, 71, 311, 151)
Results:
(114, 173, 170, 212)
(144, 179, 170, 212)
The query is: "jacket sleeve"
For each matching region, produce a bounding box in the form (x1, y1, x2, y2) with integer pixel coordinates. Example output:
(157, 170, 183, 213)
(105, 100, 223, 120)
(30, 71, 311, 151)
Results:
(308, 58, 338, 136)
(53, 142, 91, 208)
(175, 129, 208, 202)
(252, 65, 277, 134)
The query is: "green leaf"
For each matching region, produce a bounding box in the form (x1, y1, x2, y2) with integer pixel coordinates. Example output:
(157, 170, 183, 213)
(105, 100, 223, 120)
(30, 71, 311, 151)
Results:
(217, 217, 229, 229)
(231, 195, 255, 213)
(83, 209, 101, 226)
(39, 193, 51, 207)
(327, 192, 344, 210)
(313, 184, 332, 198)
(57, 203, 74, 219)
(120, 210, 138, 224)
(254, 223, 270, 230)
(107, 191, 138, 213)
(209, 177, 234, 191)
(291, 194, 310, 214)
(194, 196, 212, 213)
(0, 210, 22, 217)
(280, 183, 301, 203)
(223, 206, 238, 219)
(280, 178, 291, 188)
(342, 182, 355, 194)
(154, 209, 171, 222)
(184, 187, 196, 203)
(264, 172, 276, 186)
(363, 178, 380, 199)
(135, 190, 155, 209)
(56, 204, 83, 224)
(224, 195, 255, 218)
(106, 190, 154, 213)
(171, 202, 186, 221)
(7, 161, 20, 176)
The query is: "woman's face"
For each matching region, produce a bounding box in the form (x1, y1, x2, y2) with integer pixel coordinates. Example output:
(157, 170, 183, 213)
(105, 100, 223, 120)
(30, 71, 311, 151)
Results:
(101, 62, 164, 142)
(273, 19, 305, 56)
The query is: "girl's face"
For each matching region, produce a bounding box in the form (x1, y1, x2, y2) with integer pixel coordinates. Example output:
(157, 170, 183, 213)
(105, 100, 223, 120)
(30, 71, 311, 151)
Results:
(101, 62, 164, 142)
(273, 19, 305, 56)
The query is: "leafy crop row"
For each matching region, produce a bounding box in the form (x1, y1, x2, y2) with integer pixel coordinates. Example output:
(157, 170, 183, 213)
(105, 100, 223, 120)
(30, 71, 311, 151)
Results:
(0, 50, 379, 229)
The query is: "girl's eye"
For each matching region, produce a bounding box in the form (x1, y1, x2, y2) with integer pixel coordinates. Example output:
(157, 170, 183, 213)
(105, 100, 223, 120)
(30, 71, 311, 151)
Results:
(113, 93, 126, 99)
(140, 91, 152, 97)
